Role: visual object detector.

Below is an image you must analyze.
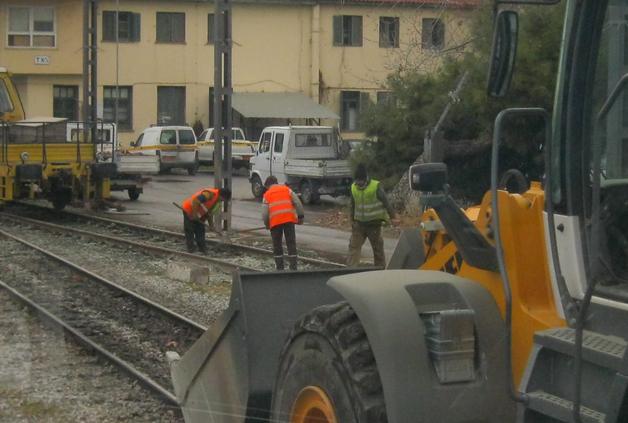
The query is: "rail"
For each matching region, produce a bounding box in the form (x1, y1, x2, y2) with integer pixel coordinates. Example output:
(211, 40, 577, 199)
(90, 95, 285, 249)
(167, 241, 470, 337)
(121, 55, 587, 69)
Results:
(8, 201, 345, 269)
(0, 211, 260, 273)
(0, 228, 207, 407)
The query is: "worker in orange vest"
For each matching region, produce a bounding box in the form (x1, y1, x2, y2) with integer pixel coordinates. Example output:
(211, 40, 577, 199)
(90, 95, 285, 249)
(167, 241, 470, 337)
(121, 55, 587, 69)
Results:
(181, 187, 231, 253)
(262, 176, 304, 270)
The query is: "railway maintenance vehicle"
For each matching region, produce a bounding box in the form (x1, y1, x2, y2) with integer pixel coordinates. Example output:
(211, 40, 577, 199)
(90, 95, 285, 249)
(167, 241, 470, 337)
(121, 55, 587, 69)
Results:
(169, 0, 628, 421)
(0, 67, 114, 210)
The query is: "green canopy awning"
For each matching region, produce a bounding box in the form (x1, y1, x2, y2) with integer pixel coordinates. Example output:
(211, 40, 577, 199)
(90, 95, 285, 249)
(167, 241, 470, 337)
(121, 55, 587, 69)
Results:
(232, 92, 339, 119)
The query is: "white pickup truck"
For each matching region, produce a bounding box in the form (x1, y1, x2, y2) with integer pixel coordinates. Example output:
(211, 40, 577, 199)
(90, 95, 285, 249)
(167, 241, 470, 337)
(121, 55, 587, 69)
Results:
(67, 122, 159, 200)
(249, 126, 352, 204)
(197, 127, 256, 170)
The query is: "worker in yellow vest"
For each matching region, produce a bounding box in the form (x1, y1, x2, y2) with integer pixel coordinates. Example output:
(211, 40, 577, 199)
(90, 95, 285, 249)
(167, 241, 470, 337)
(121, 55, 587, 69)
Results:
(262, 175, 304, 270)
(181, 187, 231, 253)
(348, 164, 399, 267)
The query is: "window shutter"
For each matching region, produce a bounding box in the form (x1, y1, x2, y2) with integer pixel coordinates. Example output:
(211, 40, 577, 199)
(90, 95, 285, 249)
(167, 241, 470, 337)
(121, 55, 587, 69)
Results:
(352, 16, 362, 46)
(175, 14, 185, 42)
(131, 13, 141, 42)
(422, 18, 432, 49)
(156, 13, 168, 42)
(359, 92, 371, 112)
(333, 16, 343, 46)
(393, 17, 399, 47)
(435, 20, 445, 50)
(103, 11, 115, 41)
(208, 14, 214, 44)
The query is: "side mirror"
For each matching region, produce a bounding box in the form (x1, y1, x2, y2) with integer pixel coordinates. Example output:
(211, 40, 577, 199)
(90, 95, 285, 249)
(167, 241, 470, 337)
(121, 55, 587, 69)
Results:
(487, 10, 519, 97)
(409, 162, 448, 193)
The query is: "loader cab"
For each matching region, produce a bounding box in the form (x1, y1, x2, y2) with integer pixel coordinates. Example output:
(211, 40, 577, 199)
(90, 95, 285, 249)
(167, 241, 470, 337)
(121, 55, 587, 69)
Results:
(547, 0, 628, 316)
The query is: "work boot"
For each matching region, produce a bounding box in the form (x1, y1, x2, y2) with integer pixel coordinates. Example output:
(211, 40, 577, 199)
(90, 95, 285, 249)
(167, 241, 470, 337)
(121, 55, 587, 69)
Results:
(274, 257, 285, 270)
(187, 244, 196, 253)
(288, 255, 297, 271)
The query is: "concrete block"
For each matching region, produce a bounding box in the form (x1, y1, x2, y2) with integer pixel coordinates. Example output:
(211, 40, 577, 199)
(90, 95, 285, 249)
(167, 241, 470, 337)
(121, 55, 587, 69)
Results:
(166, 262, 210, 284)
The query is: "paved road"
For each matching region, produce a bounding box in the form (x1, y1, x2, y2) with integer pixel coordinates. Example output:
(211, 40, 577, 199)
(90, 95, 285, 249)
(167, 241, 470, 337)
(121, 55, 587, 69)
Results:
(106, 168, 398, 262)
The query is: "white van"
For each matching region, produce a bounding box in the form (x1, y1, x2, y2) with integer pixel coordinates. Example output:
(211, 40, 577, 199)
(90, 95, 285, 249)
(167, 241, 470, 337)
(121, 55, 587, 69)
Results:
(127, 126, 199, 175)
(249, 126, 352, 204)
(197, 127, 256, 169)
(66, 122, 117, 162)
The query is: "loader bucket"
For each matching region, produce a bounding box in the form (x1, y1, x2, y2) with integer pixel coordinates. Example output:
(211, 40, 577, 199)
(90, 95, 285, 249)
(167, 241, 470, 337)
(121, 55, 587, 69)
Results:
(169, 268, 367, 423)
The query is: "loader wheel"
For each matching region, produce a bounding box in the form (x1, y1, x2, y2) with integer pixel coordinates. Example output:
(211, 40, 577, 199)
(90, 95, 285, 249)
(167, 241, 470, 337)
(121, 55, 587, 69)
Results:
(271, 302, 387, 423)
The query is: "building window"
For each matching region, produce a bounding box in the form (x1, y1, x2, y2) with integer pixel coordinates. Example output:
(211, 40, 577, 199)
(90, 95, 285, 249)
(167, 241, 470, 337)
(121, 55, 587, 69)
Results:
(53, 86, 78, 120)
(156, 12, 185, 43)
(102, 11, 141, 42)
(208, 14, 215, 44)
(379, 17, 399, 48)
(333, 16, 362, 47)
(104, 86, 133, 130)
(157, 86, 186, 125)
(341, 91, 362, 131)
(422, 18, 445, 51)
(8, 7, 55, 48)
(377, 91, 393, 105)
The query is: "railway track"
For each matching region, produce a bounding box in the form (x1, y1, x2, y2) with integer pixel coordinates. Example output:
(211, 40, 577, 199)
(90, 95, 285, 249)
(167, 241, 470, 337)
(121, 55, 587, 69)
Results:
(4, 202, 343, 271)
(0, 229, 206, 408)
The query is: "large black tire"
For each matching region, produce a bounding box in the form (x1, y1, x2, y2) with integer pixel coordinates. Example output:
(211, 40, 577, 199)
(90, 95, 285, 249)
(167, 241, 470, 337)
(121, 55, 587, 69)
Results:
(300, 179, 320, 205)
(271, 302, 387, 423)
(251, 175, 264, 200)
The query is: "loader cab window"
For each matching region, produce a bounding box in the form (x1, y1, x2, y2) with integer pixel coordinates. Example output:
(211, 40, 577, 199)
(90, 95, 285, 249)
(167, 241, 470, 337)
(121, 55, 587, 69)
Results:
(0, 80, 14, 114)
(584, 0, 628, 293)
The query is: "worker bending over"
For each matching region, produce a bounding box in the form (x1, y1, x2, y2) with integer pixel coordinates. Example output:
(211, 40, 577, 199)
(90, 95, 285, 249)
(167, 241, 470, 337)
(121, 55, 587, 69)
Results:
(262, 176, 304, 270)
(348, 163, 399, 267)
(181, 187, 231, 253)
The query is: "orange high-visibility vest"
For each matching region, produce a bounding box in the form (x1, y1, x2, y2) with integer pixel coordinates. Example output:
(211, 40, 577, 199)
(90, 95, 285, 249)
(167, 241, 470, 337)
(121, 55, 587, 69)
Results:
(182, 188, 220, 219)
(264, 185, 297, 229)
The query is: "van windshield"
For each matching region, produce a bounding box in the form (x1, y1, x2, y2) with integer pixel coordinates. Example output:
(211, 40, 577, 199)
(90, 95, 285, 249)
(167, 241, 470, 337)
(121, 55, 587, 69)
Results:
(179, 130, 196, 145)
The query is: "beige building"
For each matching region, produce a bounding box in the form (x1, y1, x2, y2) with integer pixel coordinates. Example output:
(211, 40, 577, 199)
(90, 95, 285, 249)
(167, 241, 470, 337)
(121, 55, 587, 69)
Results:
(0, 0, 477, 145)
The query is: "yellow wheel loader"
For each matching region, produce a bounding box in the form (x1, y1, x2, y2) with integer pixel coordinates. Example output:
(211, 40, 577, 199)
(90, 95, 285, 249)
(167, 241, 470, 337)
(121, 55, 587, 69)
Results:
(170, 0, 628, 421)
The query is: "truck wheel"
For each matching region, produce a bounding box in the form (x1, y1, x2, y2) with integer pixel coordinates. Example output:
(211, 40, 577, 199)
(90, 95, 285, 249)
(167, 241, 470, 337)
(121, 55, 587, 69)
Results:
(271, 302, 387, 423)
(127, 188, 140, 201)
(251, 175, 264, 200)
(300, 180, 320, 205)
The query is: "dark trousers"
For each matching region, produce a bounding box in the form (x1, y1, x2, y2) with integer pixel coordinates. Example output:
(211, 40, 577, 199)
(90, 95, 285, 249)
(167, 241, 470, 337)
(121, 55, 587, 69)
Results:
(270, 223, 297, 270)
(347, 222, 385, 267)
(183, 212, 207, 253)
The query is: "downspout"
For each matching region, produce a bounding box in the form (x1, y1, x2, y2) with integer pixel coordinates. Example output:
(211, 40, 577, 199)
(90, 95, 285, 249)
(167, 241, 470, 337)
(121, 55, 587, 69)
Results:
(311, 3, 320, 104)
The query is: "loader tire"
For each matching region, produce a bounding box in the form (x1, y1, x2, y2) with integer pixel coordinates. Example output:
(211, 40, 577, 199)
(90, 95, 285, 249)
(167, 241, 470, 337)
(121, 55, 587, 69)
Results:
(271, 302, 387, 423)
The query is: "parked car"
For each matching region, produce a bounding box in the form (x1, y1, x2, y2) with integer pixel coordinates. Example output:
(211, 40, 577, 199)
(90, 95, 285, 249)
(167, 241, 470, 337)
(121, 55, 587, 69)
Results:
(67, 122, 159, 200)
(197, 127, 256, 169)
(249, 126, 352, 204)
(127, 126, 199, 175)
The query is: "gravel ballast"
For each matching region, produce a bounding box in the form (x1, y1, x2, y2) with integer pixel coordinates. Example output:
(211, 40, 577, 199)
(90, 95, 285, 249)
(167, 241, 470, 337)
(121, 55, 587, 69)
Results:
(0, 290, 183, 423)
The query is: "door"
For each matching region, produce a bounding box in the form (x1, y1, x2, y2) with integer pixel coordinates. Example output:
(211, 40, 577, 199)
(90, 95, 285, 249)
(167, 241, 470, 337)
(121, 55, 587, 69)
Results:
(159, 129, 178, 165)
(254, 130, 272, 182)
(271, 130, 287, 184)
(197, 129, 212, 162)
(177, 128, 197, 165)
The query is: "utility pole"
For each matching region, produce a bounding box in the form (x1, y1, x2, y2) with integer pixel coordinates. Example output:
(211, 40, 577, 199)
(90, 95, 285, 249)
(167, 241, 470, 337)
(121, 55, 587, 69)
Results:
(82, 0, 98, 160)
(213, 0, 233, 230)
